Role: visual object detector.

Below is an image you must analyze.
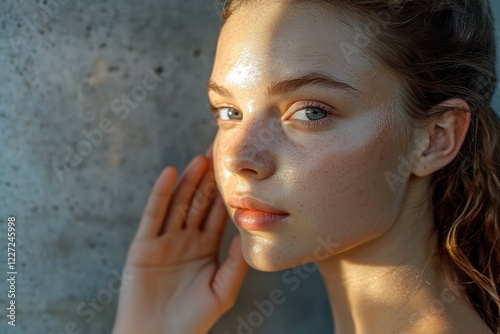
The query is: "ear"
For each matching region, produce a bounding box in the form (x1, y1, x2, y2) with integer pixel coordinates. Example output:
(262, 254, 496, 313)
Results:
(412, 98, 471, 177)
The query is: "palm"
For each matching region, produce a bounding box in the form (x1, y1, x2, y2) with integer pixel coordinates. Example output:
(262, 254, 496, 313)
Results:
(113, 151, 249, 334)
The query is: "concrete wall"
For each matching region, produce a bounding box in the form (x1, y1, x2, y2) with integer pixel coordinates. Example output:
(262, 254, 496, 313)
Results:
(0, 1, 498, 333)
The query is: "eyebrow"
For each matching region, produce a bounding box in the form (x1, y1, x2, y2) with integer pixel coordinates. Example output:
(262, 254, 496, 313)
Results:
(207, 72, 361, 98)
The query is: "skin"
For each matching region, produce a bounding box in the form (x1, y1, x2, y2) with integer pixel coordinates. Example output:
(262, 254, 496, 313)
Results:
(209, 1, 490, 333)
(112, 1, 492, 333)
(210, 1, 408, 272)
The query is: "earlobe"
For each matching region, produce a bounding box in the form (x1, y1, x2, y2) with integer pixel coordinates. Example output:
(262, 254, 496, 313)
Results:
(412, 99, 471, 177)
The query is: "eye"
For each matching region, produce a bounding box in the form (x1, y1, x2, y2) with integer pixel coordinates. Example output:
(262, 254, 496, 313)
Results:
(290, 107, 328, 121)
(220, 107, 243, 120)
(286, 101, 337, 130)
(208, 105, 243, 120)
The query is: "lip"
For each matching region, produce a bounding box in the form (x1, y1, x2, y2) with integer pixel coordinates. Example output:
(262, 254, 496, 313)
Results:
(227, 195, 289, 231)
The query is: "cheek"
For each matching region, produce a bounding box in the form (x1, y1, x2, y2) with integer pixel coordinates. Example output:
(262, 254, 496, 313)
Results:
(212, 131, 225, 195)
(283, 118, 406, 246)
(212, 113, 409, 270)
(212, 130, 240, 204)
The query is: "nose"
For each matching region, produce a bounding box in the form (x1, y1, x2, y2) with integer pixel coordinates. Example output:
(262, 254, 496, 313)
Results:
(221, 118, 277, 180)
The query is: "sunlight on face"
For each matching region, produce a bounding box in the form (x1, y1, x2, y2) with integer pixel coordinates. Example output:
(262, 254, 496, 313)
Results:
(209, 1, 412, 271)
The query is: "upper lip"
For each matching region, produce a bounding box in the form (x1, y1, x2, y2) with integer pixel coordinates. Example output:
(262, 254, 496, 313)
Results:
(227, 195, 288, 214)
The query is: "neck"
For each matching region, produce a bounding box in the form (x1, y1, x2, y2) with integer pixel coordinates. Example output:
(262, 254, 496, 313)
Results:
(318, 177, 484, 334)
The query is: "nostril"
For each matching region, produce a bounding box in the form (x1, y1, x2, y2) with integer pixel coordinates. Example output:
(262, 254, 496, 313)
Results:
(240, 168, 259, 175)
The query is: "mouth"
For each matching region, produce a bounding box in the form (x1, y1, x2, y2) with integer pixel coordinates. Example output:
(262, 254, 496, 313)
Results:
(227, 195, 290, 231)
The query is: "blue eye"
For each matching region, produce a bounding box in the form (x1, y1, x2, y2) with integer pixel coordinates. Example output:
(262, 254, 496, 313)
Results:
(208, 105, 243, 121)
(219, 107, 243, 120)
(291, 107, 328, 121)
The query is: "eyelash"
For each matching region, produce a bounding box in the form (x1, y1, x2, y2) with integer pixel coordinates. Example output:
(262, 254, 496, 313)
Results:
(207, 101, 337, 130)
(290, 101, 336, 129)
(207, 103, 226, 128)
(207, 104, 222, 118)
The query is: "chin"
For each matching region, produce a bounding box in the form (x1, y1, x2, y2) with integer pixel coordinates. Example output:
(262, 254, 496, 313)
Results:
(239, 232, 320, 272)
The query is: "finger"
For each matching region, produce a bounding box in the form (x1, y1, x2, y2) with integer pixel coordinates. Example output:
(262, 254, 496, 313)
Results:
(211, 234, 249, 312)
(201, 191, 228, 234)
(135, 166, 178, 240)
(161, 155, 208, 233)
(184, 168, 217, 229)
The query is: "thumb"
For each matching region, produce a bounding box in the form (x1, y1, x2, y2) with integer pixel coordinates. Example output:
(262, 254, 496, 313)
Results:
(212, 234, 249, 311)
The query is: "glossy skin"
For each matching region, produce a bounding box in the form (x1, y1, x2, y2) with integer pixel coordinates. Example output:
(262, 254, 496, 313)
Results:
(112, 1, 492, 333)
(209, 1, 489, 333)
(209, 2, 409, 271)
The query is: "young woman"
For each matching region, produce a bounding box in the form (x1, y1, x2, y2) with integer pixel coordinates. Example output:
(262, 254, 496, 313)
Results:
(112, 0, 500, 333)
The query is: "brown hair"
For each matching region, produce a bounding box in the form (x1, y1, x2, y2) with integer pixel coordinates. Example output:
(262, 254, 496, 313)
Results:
(221, 0, 500, 332)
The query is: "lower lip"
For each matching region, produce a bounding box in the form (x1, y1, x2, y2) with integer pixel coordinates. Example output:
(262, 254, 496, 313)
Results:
(234, 209, 289, 231)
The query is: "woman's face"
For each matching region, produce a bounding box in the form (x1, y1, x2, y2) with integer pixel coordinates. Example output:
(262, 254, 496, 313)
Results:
(209, 1, 412, 271)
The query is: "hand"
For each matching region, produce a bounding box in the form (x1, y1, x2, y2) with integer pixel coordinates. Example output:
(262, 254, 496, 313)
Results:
(112, 146, 249, 334)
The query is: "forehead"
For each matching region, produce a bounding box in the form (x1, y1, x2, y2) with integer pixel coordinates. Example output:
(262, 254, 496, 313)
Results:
(212, 1, 378, 89)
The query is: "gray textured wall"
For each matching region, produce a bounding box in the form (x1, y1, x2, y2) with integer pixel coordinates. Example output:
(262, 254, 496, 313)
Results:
(0, 1, 498, 334)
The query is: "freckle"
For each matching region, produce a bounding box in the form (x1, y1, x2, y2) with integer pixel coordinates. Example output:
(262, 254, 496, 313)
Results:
(379, 155, 385, 161)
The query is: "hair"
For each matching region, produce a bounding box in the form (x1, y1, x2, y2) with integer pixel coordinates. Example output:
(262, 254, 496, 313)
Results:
(221, 0, 500, 332)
